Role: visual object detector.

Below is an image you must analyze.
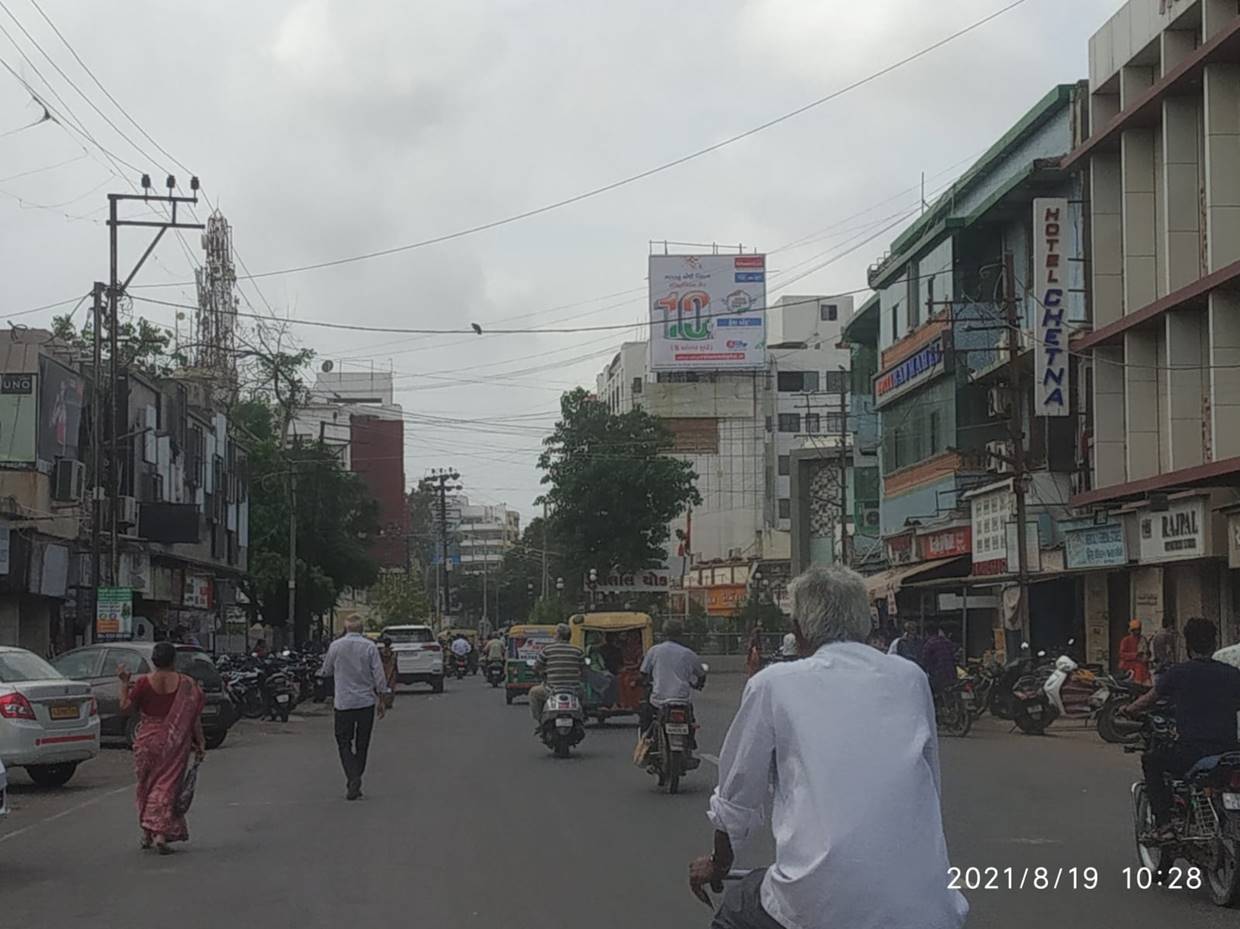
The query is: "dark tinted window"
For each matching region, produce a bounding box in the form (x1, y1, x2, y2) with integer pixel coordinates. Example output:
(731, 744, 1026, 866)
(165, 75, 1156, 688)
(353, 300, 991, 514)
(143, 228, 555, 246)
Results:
(176, 649, 222, 687)
(52, 648, 105, 680)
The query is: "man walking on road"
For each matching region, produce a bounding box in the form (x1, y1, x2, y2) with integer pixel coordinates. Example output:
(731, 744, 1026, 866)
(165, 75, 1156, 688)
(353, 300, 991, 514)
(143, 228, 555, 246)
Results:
(318, 618, 390, 801)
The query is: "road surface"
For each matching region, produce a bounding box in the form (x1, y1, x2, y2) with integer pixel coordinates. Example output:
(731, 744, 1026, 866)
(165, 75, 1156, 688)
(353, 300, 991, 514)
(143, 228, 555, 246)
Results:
(1, 671, 1233, 927)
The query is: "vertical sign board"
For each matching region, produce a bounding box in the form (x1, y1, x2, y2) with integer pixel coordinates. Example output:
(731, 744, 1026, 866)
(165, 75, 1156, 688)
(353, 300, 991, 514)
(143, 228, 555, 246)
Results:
(1033, 198, 1070, 416)
(649, 254, 767, 371)
(96, 587, 134, 640)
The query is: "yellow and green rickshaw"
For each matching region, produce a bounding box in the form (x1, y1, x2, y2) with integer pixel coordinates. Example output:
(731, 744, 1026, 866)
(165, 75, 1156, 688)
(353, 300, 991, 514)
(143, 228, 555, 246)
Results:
(504, 624, 558, 704)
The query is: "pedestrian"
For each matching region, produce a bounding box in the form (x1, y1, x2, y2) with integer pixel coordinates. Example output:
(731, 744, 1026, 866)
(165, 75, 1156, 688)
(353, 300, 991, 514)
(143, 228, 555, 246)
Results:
(920, 625, 957, 697)
(1119, 618, 1151, 685)
(1150, 618, 1178, 685)
(887, 620, 924, 665)
(744, 628, 763, 677)
(119, 641, 206, 854)
(318, 617, 391, 801)
(689, 565, 967, 929)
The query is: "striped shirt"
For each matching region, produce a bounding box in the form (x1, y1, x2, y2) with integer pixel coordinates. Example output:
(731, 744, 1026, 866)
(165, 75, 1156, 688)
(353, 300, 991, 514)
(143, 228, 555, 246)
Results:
(536, 641, 584, 690)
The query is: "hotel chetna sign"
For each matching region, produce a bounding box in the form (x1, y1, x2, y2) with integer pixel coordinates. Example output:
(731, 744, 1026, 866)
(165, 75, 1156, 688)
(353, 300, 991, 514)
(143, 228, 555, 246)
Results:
(1138, 497, 1206, 563)
(1033, 198, 1070, 417)
(873, 332, 950, 409)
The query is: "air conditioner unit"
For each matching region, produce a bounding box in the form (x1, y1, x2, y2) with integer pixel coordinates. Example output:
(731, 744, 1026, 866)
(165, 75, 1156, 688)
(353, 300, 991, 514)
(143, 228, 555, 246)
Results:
(51, 459, 86, 502)
(985, 440, 1015, 474)
(863, 509, 880, 529)
(117, 495, 139, 528)
(986, 386, 1012, 418)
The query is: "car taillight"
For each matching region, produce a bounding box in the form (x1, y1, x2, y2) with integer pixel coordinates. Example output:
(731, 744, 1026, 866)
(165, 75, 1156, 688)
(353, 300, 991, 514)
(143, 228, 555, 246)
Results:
(0, 692, 36, 720)
(87, 697, 99, 717)
(1229, 770, 1240, 790)
(424, 644, 441, 652)
(668, 709, 687, 723)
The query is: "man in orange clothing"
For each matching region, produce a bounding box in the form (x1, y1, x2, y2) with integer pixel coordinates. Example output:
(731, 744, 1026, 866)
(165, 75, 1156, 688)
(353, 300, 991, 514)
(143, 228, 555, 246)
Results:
(1118, 619, 1151, 685)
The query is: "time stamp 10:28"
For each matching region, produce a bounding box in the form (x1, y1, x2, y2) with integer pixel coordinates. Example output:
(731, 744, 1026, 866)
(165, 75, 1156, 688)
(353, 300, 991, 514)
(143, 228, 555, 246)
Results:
(947, 866, 1204, 891)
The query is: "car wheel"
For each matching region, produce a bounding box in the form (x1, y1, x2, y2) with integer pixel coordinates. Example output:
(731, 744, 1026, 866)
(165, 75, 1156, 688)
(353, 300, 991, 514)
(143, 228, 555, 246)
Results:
(432, 675, 445, 694)
(124, 713, 140, 747)
(204, 730, 227, 750)
(26, 762, 78, 788)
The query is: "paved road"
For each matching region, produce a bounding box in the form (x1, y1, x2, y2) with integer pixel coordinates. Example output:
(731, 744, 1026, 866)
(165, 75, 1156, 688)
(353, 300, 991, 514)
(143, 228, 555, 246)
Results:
(1, 672, 1234, 927)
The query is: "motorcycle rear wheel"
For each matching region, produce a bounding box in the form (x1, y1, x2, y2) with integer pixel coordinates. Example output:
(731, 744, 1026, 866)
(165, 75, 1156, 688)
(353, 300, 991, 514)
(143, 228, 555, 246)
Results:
(1013, 700, 1052, 735)
(554, 737, 570, 759)
(1133, 785, 1165, 874)
(942, 694, 972, 737)
(241, 691, 265, 720)
(1207, 836, 1240, 907)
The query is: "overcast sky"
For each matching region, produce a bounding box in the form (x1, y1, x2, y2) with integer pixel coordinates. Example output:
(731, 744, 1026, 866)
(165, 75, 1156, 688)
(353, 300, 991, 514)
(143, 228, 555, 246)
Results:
(1, 0, 1120, 520)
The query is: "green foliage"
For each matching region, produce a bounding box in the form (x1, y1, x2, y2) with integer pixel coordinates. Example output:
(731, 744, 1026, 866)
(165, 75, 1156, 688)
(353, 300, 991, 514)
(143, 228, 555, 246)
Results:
(494, 515, 566, 622)
(537, 388, 700, 584)
(527, 594, 570, 626)
(371, 571, 430, 625)
(236, 397, 380, 641)
(732, 594, 790, 633)
(51, 313, 189, 377)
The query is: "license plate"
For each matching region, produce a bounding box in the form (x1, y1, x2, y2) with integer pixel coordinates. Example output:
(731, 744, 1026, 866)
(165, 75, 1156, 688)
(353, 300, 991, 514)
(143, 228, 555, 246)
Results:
(275, 694, 290, 704)
(1224, 793, 1240, 811)
(202, 705, 219, 716)
(49, 703, 79, 720)
(665, 723, 690, 735)
(554, 718, 573, 729)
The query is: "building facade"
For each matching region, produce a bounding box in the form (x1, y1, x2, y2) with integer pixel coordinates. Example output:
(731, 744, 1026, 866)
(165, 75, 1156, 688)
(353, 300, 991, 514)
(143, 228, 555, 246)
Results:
(454, 497, 520, 574)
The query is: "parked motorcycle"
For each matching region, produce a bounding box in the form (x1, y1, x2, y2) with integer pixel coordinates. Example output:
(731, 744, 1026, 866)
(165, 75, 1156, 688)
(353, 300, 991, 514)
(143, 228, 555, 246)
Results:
(1128, 707, 1240, 906)
(539, 688, 586, 758)
(644, 666, 709, 793)
(263, 664, 296, 722)
(1013, 643, 1114, 736)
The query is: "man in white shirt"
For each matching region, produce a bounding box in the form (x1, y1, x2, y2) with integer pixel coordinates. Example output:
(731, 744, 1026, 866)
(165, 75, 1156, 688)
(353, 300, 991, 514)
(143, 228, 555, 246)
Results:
(690, 564, 968, 929)
(639, 619, 706, 737)
(318, 619, 391, 801)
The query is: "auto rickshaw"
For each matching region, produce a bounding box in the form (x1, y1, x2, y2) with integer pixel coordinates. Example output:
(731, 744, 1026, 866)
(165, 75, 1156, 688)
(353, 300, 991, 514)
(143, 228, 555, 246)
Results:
(570, 612, 654, 723)
(444, 627, 481, 674)
(504, 624, 557, 704)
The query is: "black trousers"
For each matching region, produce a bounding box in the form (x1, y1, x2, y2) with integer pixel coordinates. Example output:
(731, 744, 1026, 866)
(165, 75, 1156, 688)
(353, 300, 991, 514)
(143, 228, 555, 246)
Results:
(334, 705, 376, 785)
(1142, 741, 1224, 826)
(711, 870, 783, 929)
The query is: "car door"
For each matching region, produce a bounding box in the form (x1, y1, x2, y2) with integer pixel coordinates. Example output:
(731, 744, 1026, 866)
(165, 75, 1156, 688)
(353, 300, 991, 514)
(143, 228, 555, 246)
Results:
(51, 647, 111, 733)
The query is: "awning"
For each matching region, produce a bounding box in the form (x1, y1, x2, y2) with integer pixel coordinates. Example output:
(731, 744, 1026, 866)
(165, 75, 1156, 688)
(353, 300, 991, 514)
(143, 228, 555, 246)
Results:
(864, 557, 969, 601)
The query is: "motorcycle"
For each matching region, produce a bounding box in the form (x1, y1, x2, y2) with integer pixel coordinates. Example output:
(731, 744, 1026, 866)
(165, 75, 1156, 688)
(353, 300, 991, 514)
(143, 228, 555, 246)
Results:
(1128, 707, 1240, 907)
(988, 648, 1039, 720)
(484, 659, 505, 688)
(934, 680, 973, 737)
(263, 663, 296, 722)
(539, 687, 586, 758)
(452, 652, 469, 680)
(644, 666, 709, 794)
(1095, 672, 1150, 744)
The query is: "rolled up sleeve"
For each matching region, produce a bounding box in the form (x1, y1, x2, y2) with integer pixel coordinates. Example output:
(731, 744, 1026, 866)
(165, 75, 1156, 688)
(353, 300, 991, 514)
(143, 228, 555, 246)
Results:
(708, 676, 775, 852)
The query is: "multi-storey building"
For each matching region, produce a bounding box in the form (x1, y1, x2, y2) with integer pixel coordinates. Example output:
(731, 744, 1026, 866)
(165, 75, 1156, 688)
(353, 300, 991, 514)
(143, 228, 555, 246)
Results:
(453, 497, 520, 574)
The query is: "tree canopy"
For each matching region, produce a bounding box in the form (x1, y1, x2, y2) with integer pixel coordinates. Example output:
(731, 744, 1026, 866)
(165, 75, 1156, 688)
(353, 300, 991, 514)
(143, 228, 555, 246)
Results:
(537, 388, 699, 586)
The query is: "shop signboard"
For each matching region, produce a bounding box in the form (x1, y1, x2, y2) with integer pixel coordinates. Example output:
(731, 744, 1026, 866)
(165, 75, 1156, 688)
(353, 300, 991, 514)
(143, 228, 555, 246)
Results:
(872, 332, 951, 409)
(1005, 521, 1042, 574)
(886, 532, 915, 566)
(1138, 497, 1206, 563)
(1064, 523, 1127, 569)
(96, 587, 133, 639)
(649, 254, 767, 371)
(1032, 198, 1070, 416)
(704, 584, 747, 616)
(183, 575, 214, 609)
(596, 569, 672, 593)
(970, 484, 1013, 573)
(0, 372, 37, 463)
(917, 526, 971, 561)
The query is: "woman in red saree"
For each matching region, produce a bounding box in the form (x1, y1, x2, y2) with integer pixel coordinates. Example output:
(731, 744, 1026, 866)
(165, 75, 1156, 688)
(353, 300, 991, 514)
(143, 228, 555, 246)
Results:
(119, 641, 206, 854)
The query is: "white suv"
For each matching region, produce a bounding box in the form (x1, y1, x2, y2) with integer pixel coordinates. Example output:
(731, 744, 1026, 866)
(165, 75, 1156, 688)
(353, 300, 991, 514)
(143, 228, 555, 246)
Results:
(384, 625, 444, 693)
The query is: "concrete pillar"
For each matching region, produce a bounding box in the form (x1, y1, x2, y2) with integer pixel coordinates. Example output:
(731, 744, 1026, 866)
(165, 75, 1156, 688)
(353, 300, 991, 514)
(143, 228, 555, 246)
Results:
(1084, 572, 1111, 668)
(1120, 65, 1154, 110)
(1161, 29, 1198, 77)
(1203, 63, 1240, 271)
(1131, 565, 1165, 634)
(1162, 97, 1204, 291)
(1093, 346, 1127, 487)
(1203, 0, 1240, 40)
(1125, 330, 1161, 479)
(1166, 311, 1206, 469)
(1091, 91, 1120, 129)
(1209, 289, 1240, 458)
(1122, 130, 1158, 311)
(1091, 154, 1124, 328)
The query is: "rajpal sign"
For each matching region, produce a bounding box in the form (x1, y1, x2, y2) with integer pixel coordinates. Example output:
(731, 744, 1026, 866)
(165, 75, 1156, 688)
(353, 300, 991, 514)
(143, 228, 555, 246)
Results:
(1033, 198, 1070, 417)
(1138, 497, 1206, 563)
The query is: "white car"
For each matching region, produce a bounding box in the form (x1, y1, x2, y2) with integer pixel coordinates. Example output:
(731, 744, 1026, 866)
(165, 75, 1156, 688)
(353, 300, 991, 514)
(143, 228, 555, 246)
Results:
(1216, 643, 1240, 670)
(383, 625, 444, 693)
(0, 646, 100, 787)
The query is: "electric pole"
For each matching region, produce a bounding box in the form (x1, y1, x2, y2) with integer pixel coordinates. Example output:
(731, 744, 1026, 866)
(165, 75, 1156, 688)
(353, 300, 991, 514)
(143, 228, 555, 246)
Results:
(424, 469, 461, 625)
(1004, 252, 1032, 645)
(88, 281, 105, 642)
(838, 365, 850, 568)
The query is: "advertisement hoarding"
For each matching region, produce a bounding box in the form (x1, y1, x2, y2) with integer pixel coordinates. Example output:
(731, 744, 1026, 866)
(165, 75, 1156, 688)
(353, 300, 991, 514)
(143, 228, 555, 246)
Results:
(1033, 198, 1070, 416)
(0, 372, 37, 463)
(96, 587, 133, 639)
(649, 254, 766, 371)
(37, 356, 85, 464)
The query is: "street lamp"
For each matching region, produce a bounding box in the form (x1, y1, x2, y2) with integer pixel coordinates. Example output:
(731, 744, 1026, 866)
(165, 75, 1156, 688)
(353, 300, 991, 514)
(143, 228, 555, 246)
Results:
(588, 567, 598, 610)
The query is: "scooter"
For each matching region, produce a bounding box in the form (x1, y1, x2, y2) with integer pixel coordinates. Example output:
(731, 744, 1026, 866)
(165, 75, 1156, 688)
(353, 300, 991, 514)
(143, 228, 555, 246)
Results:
(539, 688, 586, 758)
(484, 659, 505, 688)
(1013, 641, 1108, 735)
(452, 652, 469, 680)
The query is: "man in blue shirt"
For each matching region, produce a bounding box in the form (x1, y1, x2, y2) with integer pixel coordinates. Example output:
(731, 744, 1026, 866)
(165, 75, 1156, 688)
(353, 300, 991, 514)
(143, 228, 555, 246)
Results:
(319, 619, 391, 800)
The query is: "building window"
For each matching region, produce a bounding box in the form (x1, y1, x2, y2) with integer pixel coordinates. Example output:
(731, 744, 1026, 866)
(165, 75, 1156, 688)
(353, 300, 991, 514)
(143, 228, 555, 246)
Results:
(820, 303, 838, 321)
(777, 371, 814, 392)
(823, 370, 847, 394)
(929, 410, 940, 454)
(778, 455, 790, 476)
(632, 377, 643, 395)
(805, 413, 821, 434)
(778, 413, 800, 433)
(891, 303, 900, 342)
(778, 498, 791, 520)
(826, 412, 844, 434)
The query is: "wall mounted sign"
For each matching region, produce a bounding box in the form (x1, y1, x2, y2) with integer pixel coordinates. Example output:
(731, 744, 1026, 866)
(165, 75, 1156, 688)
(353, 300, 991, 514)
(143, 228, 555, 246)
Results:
(1033, 198, 1070, 416)
(873, 333, 950, 409)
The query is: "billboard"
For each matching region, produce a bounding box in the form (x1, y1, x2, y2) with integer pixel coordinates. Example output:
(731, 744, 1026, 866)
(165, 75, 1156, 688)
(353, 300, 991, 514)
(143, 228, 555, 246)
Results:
(0, 372, 37, 463)
(649, 254, 767, 370)
(38, 355, 85, 464)
(1033, 198, 1070, 416)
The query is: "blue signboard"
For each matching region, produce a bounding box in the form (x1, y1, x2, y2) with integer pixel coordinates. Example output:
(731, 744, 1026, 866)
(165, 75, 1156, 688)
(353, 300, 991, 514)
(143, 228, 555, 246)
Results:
(872, 334, 951, 409)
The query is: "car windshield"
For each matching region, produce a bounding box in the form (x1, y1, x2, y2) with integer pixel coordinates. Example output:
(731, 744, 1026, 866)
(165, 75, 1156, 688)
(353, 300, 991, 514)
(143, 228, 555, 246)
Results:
(176, 650, 223, 686)
(0, 651, 64, 683)
(385, 628, 432, 644)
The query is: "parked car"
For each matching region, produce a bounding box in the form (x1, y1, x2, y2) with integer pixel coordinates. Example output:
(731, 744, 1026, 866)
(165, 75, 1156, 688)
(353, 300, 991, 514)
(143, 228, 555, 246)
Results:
(52, 643, 237, 750)
(383, 625, 444, 693)
(0, 646, 100, 787)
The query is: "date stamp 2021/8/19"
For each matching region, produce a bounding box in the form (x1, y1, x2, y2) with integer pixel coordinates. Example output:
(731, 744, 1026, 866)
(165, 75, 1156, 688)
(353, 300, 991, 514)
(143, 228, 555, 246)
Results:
(947, 866, 1205, 891)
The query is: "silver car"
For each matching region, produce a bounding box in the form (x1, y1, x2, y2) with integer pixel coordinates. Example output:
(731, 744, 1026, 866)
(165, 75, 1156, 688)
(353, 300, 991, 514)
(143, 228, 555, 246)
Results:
(0, 647, 100, 788)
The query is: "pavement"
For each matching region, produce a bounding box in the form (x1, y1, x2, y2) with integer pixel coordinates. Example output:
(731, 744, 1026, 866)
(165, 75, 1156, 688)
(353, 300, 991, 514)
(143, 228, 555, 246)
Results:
(1, 671, 1235, 928)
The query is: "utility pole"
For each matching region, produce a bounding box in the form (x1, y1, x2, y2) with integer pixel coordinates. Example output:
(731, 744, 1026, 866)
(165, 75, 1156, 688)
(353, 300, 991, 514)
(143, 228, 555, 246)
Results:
(1004, 252, 1032, 645)
(541, 500, 549, 598)
(105, 177, 204, 586)
(287, 466, 297, 638)
(425, 469, 461, 624)
(838, 365, 850, 568)
(88, 282, 105, 642)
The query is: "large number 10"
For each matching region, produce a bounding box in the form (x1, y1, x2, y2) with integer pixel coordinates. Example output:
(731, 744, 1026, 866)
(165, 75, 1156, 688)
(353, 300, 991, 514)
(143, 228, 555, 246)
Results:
(657, 290, 712, 340)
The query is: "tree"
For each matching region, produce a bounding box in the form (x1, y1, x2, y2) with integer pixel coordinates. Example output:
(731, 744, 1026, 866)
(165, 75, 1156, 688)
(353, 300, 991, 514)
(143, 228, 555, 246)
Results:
(494, 515, 566, 622)
(371, 571, 430, 625)
(538, 388, 700, 586)
(235, 397, 380, 642)
(51, 313, 189, 377)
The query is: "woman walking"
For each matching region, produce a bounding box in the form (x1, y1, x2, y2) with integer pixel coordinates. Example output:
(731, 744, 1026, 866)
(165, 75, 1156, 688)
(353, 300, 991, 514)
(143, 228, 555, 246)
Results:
(745, 627, 763, 678)
(119, 641, 206, 854)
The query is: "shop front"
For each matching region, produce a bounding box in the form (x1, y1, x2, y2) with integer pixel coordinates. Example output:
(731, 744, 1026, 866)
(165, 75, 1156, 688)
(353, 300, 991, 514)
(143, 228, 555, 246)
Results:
(1062, 520, 1129, 669)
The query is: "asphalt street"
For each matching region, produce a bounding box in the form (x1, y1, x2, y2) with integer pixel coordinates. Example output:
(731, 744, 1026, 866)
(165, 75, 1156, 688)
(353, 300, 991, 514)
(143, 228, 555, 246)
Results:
(1, 671, 1235, 928)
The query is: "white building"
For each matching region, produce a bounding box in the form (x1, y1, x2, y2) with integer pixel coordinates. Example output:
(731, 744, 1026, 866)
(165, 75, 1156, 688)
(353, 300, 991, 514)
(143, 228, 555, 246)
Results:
(290, 369, 405, 466)
(453, 497, 520, 573)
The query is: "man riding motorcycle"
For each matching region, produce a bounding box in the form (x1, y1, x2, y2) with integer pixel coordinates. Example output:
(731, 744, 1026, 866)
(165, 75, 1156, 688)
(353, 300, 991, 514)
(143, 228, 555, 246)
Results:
(529, 624, 585, 730)
(482, 633, 505, 675)
(1122, 616, 1240, 840)
(639, 619, 706, 743)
